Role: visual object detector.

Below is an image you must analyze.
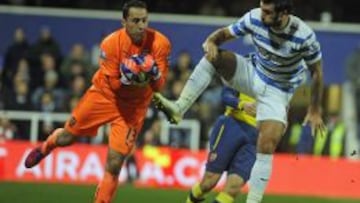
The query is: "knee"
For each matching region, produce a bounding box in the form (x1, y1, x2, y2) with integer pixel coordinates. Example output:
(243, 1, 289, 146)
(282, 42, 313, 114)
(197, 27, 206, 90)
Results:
(199, 173, 220, 193)
(106, 158, 123, 176)
(106, 150, 126, 176)
(257, 132, 282, 154)
(223, 175, 243, 198)
(224, 182, 241, 198)
(257, 122, 285, 154)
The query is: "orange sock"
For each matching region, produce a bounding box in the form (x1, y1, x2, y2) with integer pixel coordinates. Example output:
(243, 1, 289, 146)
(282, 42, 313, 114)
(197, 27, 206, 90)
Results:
(94, 171, 119, 203)
(41, 128, 64, 154)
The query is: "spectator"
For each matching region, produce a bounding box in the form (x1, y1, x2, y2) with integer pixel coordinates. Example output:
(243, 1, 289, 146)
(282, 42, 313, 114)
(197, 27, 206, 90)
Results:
(61, 43, 92, 84)
(64, 62, 89, 86)
(28, 26, 62, 72)
(172, 51, 193, 82)
(13, 58, 31, 86)
(31, 53, 58, 88)
(3, 27, 30, 88)
(67, 96, 80, 112)
(65, 75, 87, 111)
(39, 92, 56, 112)
(0, 117, 16, 142)
(143, 120, 162, 146)
(5, 78, 33, 111)
(32, 70, 66, 111)
(313, 113, 346, 158)
(68, 75, 87, 97)
(198, 0, 226, 16)
(138, 104, 161, 146)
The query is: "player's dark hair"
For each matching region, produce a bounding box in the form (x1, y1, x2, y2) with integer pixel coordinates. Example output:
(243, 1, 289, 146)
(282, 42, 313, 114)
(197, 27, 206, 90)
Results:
(122, 0, 148, 19)
(262, 0, 293, 13)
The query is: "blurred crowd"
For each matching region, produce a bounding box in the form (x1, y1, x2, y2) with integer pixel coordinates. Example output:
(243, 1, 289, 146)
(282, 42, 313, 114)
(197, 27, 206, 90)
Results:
(0, 27, 96, 140)
(0, 27, 223, 148)
(0, 26, 347, 159)
(2, 0, 360, 23)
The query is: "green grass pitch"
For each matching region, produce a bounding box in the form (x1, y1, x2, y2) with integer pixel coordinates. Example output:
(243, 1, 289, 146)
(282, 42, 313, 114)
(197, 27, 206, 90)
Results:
(0, 181, 358, 203)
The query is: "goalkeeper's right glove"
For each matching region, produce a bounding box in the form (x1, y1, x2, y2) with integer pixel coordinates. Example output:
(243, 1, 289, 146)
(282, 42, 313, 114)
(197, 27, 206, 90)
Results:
(119, 58, 140, 85)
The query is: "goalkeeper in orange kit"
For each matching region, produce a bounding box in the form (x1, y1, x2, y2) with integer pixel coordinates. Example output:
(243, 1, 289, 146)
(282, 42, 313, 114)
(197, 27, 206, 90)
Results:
(24, 1, 171, 202)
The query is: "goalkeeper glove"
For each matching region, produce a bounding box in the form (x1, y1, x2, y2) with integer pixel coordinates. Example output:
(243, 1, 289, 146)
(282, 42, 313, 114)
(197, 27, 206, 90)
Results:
(120, 58, 141, 85)
(132, 54, 161, 81)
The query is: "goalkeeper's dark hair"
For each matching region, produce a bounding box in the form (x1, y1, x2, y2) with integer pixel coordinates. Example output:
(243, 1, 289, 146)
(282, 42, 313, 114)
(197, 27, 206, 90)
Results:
(122, 0, 148, 19)
(262, 0, 293, 13)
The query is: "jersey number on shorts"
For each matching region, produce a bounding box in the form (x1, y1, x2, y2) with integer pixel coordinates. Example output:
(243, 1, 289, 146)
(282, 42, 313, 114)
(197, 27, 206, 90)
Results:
(126, 128, 136, 146)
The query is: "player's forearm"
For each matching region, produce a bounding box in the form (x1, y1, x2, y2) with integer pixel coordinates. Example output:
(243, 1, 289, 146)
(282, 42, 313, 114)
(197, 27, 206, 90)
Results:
(309, 61, 324, 111)
(205, 27, 234, 46)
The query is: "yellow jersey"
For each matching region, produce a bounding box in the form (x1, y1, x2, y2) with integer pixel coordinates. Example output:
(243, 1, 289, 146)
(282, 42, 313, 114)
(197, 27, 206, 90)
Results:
(224, 93, 256, 127)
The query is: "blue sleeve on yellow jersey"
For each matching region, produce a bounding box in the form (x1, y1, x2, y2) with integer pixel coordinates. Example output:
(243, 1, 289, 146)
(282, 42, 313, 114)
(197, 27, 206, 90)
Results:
(221, 87, 240, 109)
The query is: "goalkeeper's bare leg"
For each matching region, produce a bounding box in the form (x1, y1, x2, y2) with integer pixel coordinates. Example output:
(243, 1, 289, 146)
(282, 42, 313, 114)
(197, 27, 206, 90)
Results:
(94, 148, 126, 203)
(24, 128, 75, 168)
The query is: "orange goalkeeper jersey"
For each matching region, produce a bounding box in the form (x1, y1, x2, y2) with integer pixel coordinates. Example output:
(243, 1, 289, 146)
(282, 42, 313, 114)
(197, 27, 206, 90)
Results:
(92, 28, 171, 110)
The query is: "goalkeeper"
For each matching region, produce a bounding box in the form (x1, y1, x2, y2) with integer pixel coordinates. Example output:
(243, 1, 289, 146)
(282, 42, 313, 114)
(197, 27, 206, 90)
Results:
(24, 1, 171, 203)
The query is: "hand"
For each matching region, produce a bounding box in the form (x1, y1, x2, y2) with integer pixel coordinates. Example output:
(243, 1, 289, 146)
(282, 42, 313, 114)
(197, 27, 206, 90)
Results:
(133, 54, 161, 80)
(242, 102, 256, 117)
(120, 58, 141, 85)
(202, 40, 218, 61)
(302, 106, 326, 137)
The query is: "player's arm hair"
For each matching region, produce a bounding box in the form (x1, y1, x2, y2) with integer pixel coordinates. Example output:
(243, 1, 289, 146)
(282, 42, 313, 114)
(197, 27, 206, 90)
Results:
(308, 60, 323, 110)
(204, 27, 236, 46)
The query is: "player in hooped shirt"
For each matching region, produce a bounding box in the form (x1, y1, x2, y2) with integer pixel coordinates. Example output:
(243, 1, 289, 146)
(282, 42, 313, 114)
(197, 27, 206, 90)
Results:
(154, 0, 325, 202)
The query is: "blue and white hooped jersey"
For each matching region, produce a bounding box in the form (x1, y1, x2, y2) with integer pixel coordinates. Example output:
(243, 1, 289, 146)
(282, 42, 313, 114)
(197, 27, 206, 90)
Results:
(228, 8, 322, 92)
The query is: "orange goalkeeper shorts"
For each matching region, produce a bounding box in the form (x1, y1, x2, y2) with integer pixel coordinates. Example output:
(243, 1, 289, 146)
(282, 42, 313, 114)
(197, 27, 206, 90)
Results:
(65, 86, 145, 155)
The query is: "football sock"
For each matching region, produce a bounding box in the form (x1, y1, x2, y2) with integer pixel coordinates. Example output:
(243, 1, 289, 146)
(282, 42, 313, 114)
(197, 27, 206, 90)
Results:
(41, 128, 64, 154)
(213, 192, 234, 203)
(186, 183, 206, 203)
(94, 171, 118, 203)
(176, 57, 215, 115)
(246, 153, 273, 203)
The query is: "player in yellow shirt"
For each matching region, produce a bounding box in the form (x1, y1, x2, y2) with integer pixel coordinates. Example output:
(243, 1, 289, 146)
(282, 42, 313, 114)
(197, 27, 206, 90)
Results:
(156, 86, 257, 203)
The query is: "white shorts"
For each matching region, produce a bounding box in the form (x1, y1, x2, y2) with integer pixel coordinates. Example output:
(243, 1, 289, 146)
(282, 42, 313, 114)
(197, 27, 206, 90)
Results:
(223, 54, 293, 125)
